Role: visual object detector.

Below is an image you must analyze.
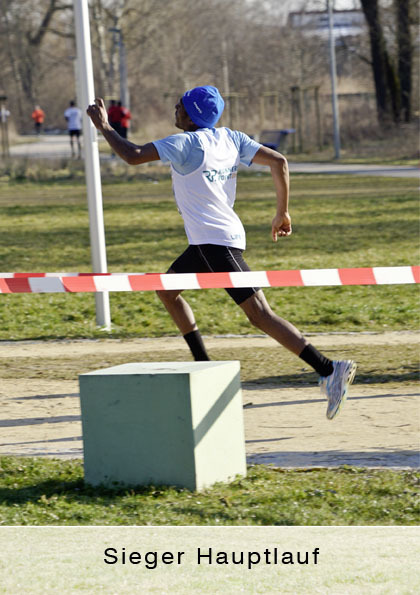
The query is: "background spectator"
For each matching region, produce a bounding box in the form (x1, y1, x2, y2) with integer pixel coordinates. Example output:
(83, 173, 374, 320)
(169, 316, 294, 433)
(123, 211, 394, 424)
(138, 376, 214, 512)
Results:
(118, 101, 131, 139)
(107, 100, 122, 135)
(31, 105, 45, 134)
(64, 100, 82, 158)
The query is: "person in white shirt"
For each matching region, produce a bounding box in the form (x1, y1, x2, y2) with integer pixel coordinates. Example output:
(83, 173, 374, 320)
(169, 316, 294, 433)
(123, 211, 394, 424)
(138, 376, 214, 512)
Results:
(0, 103, 11, 157)
(87, 86, 356, 420)
(64, 101, 82, 158)
(0, 104, 10, 124)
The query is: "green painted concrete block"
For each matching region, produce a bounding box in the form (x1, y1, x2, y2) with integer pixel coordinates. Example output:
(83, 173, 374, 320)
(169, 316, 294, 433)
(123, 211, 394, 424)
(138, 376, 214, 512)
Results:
(79, 361, 246, 491)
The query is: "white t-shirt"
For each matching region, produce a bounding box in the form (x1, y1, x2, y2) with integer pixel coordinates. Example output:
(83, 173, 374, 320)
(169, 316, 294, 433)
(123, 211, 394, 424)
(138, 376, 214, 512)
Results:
(153, 128, 260, 249)
(64, 106, 82, 131)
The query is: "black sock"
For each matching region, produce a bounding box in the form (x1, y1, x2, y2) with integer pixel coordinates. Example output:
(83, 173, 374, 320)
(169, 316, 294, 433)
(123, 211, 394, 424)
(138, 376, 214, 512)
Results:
(299, 344, 333, 377)
(183, 330, 210, 361)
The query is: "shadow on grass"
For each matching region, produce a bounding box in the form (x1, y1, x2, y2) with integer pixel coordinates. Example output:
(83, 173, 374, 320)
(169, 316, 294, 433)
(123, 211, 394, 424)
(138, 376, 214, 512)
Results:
(0, 476, 173, 507)
(1, 463, 418, 526)
(0, 480, 293, 525)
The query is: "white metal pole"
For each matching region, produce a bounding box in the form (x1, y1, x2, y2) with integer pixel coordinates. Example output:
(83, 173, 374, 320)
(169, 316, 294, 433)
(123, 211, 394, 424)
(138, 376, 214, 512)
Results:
(73, 0, 111, 329)
(327, 0, 341, 159)
(72, 56, 83, 121)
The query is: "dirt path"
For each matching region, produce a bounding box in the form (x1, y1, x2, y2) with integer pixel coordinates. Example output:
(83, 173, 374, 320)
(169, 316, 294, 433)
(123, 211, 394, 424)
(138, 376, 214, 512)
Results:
(1, 332, 419, 468)
(1, 330, 418, 358)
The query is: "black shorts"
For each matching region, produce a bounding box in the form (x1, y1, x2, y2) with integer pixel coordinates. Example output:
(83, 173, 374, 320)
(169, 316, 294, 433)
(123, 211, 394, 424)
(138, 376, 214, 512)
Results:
(170, 244, 260, 305)
(69, 129, 81, 137)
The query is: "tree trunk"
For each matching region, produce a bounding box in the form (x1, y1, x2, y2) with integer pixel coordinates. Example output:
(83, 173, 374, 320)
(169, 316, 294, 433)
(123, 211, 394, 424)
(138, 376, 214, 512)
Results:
(395, 0, 412, 122)
(360, 0, 393, 123)
(1, 0, 72, 132)
(91, 0, 112, 98)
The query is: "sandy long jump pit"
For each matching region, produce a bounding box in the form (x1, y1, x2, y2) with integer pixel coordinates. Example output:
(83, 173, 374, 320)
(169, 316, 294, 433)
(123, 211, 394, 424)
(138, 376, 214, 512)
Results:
(0, 332, 419, 469)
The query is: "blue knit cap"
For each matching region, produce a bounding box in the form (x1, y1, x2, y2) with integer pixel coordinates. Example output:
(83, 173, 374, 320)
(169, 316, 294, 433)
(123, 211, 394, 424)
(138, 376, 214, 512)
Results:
(182, 85, 225, 128)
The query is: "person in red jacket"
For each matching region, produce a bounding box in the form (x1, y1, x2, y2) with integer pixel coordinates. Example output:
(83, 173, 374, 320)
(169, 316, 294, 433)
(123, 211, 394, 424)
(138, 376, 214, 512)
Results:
(31, 105, 45, 135)
(107, 100, 122, 135)
(118, 101, 131, 139)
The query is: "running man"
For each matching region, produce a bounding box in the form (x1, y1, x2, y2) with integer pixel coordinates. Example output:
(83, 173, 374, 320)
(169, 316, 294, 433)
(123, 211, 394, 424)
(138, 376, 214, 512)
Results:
(87, 85, 356, 419)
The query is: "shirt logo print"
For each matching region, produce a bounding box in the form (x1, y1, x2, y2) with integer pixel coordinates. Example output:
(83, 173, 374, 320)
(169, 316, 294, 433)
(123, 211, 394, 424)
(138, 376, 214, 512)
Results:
(203, 165, 238, 183)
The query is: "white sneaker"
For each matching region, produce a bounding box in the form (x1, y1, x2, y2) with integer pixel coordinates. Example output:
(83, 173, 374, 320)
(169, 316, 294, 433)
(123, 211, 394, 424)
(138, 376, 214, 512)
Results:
(319, 360, 357, 420)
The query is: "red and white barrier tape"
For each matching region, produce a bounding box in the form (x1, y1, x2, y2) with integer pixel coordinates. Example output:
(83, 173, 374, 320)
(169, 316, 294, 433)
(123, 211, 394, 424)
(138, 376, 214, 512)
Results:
(0, 266, 418, 294)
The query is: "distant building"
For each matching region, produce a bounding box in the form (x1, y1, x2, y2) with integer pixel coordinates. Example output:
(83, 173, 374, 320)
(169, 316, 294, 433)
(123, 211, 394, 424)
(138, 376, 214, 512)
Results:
(288, 9, 365, 39)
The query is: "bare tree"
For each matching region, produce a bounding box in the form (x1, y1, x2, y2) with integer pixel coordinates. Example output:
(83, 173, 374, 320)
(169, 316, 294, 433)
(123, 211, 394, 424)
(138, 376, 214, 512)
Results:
(0, 0, 73, 131)
(360, 0, 414, 123)
(2, 0, 414, 142)
(396, 0, 412, 121)
(91, 0, 112, 99)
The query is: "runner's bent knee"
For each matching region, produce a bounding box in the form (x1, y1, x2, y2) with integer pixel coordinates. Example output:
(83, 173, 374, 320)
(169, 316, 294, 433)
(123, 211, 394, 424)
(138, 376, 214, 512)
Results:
(240, 291, 273, 328)
(156, 267, 181, 302)
(155, 288, 182, 303)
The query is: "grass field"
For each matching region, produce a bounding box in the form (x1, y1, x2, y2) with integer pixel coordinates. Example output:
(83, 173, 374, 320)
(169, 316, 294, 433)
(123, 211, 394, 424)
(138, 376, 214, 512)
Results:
(0, 458, 418, 526)
(0, 173, 418, 340)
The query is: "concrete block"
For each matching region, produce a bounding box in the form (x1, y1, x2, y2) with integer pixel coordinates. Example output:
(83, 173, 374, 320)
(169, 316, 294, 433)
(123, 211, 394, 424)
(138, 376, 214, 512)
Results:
(79, 361, 246, 491)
